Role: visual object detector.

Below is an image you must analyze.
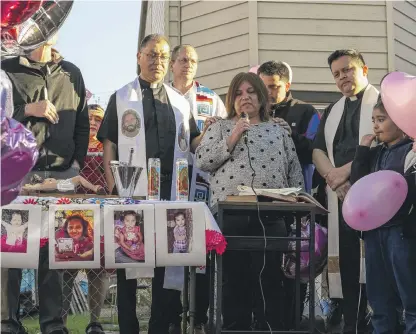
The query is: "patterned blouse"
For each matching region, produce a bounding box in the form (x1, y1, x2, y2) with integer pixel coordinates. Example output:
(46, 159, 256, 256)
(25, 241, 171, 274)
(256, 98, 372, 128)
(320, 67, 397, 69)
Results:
(195, 119, 305, 207)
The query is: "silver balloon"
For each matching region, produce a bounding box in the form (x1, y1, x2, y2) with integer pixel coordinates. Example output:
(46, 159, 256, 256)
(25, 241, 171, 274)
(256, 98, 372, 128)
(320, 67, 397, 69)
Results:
(1, 1, 73, 57)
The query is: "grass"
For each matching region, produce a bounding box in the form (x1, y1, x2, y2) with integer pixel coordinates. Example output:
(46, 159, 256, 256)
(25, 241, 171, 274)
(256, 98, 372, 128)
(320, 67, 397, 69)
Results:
(22, 314, 150, 333)
(23, 314, 90, 334)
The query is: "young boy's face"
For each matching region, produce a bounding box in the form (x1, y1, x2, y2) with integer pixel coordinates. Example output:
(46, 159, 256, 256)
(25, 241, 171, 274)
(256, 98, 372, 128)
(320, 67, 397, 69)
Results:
(372, 107, 403, 145)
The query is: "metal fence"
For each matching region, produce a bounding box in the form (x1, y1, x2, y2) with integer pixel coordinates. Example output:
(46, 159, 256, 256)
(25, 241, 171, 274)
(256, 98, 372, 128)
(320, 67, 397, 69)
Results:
(18, 267, 153, 333)
(14, 153, 152, 333)
(13, 153, 330, 333)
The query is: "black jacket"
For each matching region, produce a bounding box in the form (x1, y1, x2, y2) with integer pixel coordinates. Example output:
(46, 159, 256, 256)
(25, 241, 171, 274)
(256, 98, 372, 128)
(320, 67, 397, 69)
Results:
(350, 139, 416, 233)
(1, 51, 89, 171)
(271, 92, 320, 165)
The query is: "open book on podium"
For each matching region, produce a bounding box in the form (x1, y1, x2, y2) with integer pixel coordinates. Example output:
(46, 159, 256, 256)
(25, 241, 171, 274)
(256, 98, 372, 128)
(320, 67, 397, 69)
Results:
(225, 186, 328, 213)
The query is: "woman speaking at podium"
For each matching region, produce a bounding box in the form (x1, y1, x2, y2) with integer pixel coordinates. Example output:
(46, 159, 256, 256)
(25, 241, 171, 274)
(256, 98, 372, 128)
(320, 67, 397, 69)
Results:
(195, 72, 304, 331)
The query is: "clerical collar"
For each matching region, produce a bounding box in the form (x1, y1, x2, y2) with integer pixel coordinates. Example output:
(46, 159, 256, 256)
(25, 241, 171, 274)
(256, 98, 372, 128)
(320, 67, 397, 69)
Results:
(139, 77, 163, 89)
(348, 86, 367, 101)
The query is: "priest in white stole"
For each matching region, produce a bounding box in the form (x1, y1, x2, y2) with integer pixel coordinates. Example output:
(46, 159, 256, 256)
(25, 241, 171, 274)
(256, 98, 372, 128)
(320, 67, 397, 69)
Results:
(169, 44, 227, 333)
(97, 34, 207, 334)
(312, 49, 379, 334)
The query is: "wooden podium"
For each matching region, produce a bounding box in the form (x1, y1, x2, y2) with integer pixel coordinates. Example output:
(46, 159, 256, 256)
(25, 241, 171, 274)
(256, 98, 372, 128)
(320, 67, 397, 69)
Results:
(208, 200, 327, 334)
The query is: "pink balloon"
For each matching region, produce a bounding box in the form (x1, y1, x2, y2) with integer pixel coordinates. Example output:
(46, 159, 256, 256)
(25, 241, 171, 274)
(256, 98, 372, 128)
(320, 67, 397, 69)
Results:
(381, 72, 416, 138)
(342, 171, 408, 231)
(249, 65, 259, 74)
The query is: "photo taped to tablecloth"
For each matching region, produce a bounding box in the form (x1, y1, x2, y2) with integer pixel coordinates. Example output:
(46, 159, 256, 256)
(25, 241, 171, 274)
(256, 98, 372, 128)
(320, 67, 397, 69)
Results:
(155, 202, 206, 267)
(1, 204, 41, 269)
(48, 204, 100, 269)
(103, 204, 155, 269)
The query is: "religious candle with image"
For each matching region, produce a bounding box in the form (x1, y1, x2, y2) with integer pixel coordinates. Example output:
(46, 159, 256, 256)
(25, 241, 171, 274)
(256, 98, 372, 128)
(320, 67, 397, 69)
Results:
(176, 158, 189, 201)
(147, 158, 160, 201)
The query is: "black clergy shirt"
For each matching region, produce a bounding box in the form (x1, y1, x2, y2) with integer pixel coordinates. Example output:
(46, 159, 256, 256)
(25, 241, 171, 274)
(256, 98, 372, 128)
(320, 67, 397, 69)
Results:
(313, 87, 366, 168)
(97, 77, 200, 177)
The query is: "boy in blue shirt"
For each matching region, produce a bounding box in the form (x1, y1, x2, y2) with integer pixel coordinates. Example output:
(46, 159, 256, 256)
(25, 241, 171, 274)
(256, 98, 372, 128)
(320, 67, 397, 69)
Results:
(350, 96, 416, 334)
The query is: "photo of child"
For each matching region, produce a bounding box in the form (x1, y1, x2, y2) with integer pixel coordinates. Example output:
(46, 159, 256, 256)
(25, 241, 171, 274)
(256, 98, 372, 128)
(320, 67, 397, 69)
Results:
(114, 210, 145, 263)
(1, 210, 29, 253)
(54, 210, 94, 262)
(167, 209, 193, 254)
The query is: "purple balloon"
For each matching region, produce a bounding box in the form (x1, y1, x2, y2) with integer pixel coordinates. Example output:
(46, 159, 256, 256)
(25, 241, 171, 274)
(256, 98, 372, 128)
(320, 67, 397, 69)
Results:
(282, 222, 328, 283)
(1, 116, 38, 205)
(1, 188, 20, 206)
(342, 171, 408, 231)
(1, 70, 38, 206)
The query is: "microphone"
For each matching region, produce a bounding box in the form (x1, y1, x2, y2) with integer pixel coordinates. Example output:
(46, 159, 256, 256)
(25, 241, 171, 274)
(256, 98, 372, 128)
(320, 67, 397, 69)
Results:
(241, 112, 249, 143)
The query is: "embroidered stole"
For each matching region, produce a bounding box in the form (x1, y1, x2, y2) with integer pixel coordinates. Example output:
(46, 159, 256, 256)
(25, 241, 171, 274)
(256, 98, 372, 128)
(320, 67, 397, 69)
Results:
(116, 77, 191, 200)
(116, 78, 191, 281)
(324, 84, 379, 298)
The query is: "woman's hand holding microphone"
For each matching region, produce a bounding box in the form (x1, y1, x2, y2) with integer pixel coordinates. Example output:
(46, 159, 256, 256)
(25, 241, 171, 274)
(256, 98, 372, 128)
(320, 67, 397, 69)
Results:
(227, 114, 250, 152)
(232, 116, 250, 138)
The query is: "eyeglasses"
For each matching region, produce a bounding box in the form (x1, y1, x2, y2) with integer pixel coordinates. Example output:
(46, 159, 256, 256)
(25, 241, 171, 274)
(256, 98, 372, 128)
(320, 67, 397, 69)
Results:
(142, 52, 170, 63)
(176, 57, 198, 65)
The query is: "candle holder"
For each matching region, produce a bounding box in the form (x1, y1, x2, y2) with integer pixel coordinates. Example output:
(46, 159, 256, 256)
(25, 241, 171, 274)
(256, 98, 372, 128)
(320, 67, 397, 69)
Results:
(110, 161, 142, 198)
